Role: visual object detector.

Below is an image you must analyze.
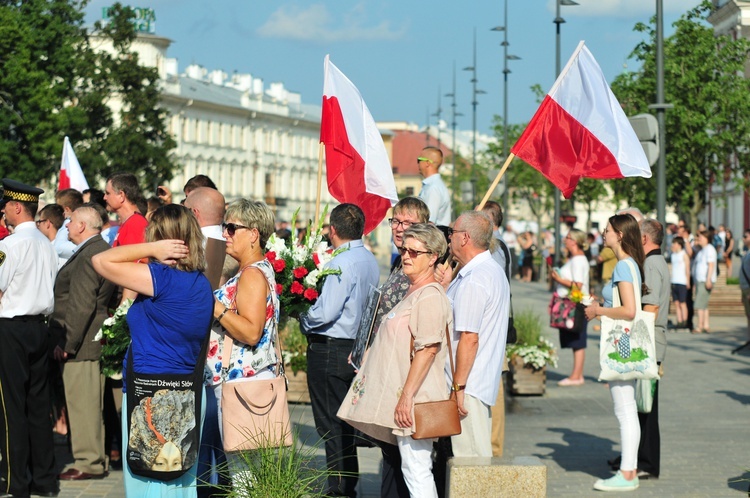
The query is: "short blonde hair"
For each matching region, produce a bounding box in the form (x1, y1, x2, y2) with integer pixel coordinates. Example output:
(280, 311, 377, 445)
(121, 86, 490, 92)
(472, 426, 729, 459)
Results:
(225, 199, 275, 248)
(403, 224, 447, 265)
(147, 204, 206, 272)
(567, 228, 588, 251)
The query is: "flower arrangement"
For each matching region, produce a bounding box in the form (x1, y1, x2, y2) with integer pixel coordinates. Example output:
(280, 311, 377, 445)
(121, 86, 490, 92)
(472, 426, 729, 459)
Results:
(265, 207, 344, 328)
(95, 299, 133, 377)
(568, 283, 583, 303)
(506, 309, 558, 370)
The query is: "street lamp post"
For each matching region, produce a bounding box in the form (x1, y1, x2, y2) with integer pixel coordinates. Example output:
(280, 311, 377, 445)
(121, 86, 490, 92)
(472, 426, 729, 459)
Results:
(491, 0, 521, 217)
(464, 29, 486, 205)
(553, 0, 578, 266)
(446, 62, 463, 219)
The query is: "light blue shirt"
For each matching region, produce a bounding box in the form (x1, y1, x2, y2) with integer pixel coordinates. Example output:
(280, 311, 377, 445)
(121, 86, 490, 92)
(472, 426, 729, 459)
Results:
(300, 239, 379, 340)
(603, 258, 641, 308)
(53, 218, 77, 260)
(419, 174, 452, 226)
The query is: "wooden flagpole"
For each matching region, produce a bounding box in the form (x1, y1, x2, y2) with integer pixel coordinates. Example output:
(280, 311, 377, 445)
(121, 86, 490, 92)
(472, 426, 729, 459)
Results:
(475, 152, 515, 211)
(444, 152, 516, 280)
(315, 142, 324, 222)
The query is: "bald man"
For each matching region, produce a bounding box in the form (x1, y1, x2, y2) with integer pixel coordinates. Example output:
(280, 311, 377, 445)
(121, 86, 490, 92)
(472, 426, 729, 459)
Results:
(184, 187, 226, 241)
(417, 146, 452, 226)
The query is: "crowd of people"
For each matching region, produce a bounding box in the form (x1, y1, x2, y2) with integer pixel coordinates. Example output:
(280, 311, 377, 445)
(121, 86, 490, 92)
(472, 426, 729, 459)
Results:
(0, 151, 747, 498)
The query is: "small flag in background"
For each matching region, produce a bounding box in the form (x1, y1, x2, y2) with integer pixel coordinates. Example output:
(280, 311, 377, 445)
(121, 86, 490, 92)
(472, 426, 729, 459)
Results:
(320, 55, 398, 235)
(59, 136, 89, 193)
(511, 41, 651, 198)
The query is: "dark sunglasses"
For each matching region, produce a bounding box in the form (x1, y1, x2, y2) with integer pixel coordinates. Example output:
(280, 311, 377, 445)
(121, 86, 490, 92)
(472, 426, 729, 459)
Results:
(447, 228, 467, 238)
(35, 219, 48, 225)
(398, 246, 432, 259)
(417, 156, 433, 165)
(221, 222, 251, 237)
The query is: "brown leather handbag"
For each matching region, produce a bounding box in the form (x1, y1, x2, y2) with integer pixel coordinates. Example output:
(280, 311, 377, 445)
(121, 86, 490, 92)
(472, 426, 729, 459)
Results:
(412, 326, 462, 440)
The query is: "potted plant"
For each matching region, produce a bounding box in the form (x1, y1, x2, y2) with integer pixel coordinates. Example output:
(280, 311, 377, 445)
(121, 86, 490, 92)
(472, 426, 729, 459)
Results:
(279, 320, 310, 404)
(506, 308, 558, 395)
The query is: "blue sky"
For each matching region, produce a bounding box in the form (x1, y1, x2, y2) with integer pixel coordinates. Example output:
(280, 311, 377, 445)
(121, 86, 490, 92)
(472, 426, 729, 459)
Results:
(85, 0, 700, 137)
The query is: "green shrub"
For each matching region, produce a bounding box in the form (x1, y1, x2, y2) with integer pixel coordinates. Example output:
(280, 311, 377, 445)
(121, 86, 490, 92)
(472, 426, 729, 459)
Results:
(727, 277, 740, 285)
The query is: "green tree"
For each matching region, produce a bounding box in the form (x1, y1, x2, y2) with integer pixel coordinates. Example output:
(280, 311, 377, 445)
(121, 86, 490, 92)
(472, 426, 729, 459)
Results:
(93, 3, 177, 188)
(611, 1, 750, 224)
(0, 0, 108, 184)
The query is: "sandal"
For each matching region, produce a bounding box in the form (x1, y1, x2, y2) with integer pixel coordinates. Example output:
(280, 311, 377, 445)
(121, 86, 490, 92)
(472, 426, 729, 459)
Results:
(691, 328, 703, 334)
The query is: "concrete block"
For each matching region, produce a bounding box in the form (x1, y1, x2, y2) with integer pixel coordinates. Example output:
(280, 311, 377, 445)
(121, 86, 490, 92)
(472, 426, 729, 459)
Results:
(447, 456, 546, 497)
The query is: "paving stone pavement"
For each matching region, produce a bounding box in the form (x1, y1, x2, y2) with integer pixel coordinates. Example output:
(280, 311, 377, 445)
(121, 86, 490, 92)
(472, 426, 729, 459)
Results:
(57, 279, 750, 497)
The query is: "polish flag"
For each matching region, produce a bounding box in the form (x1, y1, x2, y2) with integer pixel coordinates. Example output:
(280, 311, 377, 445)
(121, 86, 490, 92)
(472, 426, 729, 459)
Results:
(321, 55, 398, 235)
(59, 136, 90, 192)
(511, 42, 651, 198)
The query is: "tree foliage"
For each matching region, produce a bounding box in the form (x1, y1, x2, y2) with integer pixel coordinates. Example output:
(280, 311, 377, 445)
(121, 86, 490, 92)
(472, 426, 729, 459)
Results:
(0, 1, 176, 189)
(610, 1, 750, 222)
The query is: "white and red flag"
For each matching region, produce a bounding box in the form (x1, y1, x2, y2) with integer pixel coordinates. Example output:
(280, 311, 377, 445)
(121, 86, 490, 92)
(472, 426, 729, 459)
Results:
(59, 136, 89, 192)
(511, 41, 651, 198)
(320, 55, 397, 235)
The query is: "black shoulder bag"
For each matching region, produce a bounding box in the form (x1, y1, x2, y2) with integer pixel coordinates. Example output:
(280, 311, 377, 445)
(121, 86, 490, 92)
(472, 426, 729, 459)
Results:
(498, 239, 517, 344)
(125, 329, 210, 481)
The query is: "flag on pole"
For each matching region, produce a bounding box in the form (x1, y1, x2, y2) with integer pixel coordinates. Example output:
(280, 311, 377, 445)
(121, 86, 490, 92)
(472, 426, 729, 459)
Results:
(320, 55, 398, 235)
(511, 41, 651, 198)
(59, 136, 90, 193)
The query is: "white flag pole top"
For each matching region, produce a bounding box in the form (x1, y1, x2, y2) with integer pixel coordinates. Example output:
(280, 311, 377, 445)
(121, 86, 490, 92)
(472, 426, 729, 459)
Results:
(60, 136, 90, 192)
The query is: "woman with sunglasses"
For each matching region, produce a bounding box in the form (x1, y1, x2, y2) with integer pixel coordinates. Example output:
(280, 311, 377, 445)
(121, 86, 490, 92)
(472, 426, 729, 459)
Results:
(549, 228, 590, 387)
(339, 224, 452, 498)
(204, 200, 280, 482)
(584, 214, 648, 492)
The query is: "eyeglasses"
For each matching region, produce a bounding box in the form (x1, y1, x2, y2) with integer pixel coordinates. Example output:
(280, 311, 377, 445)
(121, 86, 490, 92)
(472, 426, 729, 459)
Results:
(398, 246, 431, 258)
(447, 228, 467, 238)
(417, 156, 433, 165)
(389, 218, 413, 229)
(35, 219, 48, 226)
(221, 222, 251, 237)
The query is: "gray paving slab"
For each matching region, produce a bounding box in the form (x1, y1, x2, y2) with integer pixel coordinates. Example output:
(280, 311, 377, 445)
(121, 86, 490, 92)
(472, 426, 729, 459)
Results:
(58, 278, 750, 497)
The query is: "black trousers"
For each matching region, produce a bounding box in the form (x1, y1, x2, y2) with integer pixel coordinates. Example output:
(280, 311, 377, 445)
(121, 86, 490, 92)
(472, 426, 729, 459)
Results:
(0, 317, 57, 497)
(637, 379, 660, 477)
(307, 337, 359, 497)
(378, 441, 409, 498)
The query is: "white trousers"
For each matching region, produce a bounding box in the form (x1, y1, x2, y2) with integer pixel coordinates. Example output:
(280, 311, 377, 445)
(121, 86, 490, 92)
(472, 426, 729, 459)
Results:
(396, 436, 437, 498)
(610, 380, 640, 471)
(451, 394, 492, 457)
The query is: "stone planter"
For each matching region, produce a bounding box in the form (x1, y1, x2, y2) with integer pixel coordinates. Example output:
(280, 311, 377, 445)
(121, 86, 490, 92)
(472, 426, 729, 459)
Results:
(507, 355, 546, 396)
(285, 366, 310, 404)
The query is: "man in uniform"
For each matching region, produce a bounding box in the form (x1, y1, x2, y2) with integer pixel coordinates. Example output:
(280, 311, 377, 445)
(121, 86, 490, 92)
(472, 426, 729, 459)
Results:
(0, 179, 59, 498)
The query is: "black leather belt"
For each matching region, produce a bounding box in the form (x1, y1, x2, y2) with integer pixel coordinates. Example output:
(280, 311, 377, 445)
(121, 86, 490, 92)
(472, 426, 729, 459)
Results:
(306, 334, 354, 345)
(0, 314, 45, 322)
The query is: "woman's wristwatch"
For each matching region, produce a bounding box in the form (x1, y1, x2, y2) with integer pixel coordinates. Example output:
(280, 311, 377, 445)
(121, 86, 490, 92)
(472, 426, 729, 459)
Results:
(451, 383, 466, 392)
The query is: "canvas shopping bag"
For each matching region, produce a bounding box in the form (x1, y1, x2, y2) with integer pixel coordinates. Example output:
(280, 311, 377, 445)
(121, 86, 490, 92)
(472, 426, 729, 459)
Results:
(598, 259, 660, 382)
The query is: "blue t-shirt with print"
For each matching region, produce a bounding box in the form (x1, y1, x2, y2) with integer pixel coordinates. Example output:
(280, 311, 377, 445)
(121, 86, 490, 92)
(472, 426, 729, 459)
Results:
(123, 263, 214, 390)
(602, 257, 641, 308)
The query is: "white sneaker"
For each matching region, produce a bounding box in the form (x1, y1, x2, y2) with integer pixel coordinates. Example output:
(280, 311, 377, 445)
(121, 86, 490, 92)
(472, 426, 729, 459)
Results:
(594, 471, 639, 492)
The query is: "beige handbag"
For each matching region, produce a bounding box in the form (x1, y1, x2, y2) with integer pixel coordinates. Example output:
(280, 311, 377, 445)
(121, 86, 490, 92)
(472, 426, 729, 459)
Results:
(411, 326, 462, 440)
(219, 292, 292, 451)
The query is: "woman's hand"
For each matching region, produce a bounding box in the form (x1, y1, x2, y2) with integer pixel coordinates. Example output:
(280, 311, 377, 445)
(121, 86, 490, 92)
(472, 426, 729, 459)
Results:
(434, 261, 452, 289)
(584, 301, 599, 320)
(151, 239, 189, 265)
(394, 392, 414, 428)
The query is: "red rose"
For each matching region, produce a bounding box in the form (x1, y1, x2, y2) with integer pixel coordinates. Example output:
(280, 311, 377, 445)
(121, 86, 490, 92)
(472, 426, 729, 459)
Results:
(303, 288, 319, 301)
(273, 259, 286, 273)
(293, 266, 309, 279)
(312, 253, 320, 266)
(291, 281, 304, 294)
(265, 251, 277, 261)
(275, 283, 283, 295)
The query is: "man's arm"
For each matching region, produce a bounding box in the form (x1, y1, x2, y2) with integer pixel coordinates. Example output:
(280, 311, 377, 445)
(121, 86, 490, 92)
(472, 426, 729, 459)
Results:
(452, 331, 479, 417)
(300, 266, 350, 332)
(63, 255, 104, 355)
